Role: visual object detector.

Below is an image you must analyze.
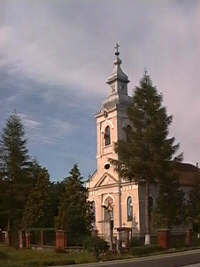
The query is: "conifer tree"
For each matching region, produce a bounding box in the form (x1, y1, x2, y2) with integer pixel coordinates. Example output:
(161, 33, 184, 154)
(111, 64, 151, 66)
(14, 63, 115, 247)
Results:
(22, 161, 51, 229)
(0, 113, 32, 232)
(111, 72, 182, 245)
(152, 173, 185, 229)
(56, 164, 93, 245)
(185, 183, 200, 231)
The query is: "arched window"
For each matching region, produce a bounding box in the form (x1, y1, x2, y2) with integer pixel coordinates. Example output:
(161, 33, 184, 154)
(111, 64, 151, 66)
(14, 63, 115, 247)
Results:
(104, 126, 111, 146)
(127, 196, 133, 221)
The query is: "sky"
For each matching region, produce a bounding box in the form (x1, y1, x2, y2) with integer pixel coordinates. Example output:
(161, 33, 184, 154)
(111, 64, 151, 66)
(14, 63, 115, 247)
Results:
(0, 0, 199, 181)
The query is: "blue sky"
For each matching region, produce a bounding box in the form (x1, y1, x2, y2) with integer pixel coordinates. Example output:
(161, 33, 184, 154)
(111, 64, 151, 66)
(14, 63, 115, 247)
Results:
(0, 0, 199, 181)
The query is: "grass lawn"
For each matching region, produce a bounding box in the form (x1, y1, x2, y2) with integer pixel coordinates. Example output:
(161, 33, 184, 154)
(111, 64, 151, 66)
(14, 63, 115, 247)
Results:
(0, 245, 97, 267)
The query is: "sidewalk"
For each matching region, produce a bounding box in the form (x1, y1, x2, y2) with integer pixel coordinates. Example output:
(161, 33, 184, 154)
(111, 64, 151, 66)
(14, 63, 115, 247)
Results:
(51, 248, 200, 267)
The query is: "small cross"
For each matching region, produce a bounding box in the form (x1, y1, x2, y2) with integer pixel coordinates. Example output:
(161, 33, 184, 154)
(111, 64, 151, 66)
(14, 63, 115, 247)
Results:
(114, 42, 120, 55)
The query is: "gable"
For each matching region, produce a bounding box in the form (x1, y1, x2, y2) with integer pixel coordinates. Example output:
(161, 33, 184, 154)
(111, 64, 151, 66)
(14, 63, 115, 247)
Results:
(94, 172, 118, 188)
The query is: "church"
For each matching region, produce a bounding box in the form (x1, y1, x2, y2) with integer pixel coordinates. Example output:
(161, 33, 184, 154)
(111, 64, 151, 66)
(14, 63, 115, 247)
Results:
(87, 45, 198, 243)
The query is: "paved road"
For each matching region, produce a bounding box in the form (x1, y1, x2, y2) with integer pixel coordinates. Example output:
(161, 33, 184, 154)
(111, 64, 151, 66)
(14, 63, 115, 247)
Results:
(185, 264, 200, 267)
(62, 249, 200, 267)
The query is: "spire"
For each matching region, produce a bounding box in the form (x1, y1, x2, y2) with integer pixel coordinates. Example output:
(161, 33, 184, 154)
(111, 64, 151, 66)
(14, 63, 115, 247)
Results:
(106, 43, 129, 96)
(101, 44, 132, 112)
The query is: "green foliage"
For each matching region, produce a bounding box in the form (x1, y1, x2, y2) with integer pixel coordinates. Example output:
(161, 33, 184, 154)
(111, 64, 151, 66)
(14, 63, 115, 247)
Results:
(152, 174, 185, 228)
(185, 183, 200, 227)
(56, 164, 94, 245)
(83, 235, 109, 258)
(48, 181, 66, 224)
(130, 238, 143, 247)
(110, 72, 182, 239)
(111, 73, 181, 182)
(0, 251, 8, 260)
(130, 245, 163, 256)
(0, 246, 96, 266)
(22, 161, 51, 229)
(0, 113, 32, 231)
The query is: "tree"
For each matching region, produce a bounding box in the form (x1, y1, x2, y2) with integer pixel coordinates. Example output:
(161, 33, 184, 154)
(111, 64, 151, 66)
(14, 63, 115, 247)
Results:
(56, 164, 94, 245)
(152, 173, 185, 229)
(0, 113, 32, 232)
(111, 72, 182, 245)
(185, 183, 200, 232)
(22, 161, 51, 229)
(48, 181, 66, 225)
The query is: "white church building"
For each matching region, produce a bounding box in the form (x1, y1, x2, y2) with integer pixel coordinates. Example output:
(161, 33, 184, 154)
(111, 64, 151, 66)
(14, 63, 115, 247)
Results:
(87, 45, 197, 242)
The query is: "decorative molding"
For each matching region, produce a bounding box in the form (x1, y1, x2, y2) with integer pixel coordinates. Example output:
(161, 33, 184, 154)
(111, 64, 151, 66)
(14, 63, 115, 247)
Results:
(100, 120, 114, 132)
(102, 193, 115, 205)
(94, 172, 118, 188)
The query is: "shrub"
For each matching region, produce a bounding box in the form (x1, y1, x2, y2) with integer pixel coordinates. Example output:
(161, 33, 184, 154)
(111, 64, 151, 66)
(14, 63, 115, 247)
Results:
(130, 245, 163, 256)
(83, 236, 109, 258)
(55, 248, 66, 253)
(0, 251, 8, 260)
(130, 238, 142, 247)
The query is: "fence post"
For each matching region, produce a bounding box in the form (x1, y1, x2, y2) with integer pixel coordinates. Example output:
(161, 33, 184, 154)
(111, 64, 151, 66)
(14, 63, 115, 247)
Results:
(6, 231, 12, 246)
(0, 229, 2, 243)
(158, 229, 169, 249)
(25, 232, 31, 249)
(56, 230, 67, 250)
(40, 230, 45, 247)
(185, 229, 192, 246)
(19, 231, 24, 248)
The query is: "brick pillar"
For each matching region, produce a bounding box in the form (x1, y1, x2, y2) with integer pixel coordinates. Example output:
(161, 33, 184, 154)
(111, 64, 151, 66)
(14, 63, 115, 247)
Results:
(0, 230, 2, 243)
(185, 229, 192, 246)
(56, 230, 67, 250)
(158, 229, 169, 249)
(40, 231, 45, 247)
(6, 231, 12, 246)
(25, 232, 31, 249)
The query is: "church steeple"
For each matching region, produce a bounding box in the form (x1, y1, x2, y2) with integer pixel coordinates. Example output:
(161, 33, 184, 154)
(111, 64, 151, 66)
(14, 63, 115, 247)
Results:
(106, 43, 129, 96)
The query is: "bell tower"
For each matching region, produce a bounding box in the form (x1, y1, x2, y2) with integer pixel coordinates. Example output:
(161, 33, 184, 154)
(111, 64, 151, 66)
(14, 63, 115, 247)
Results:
(87, 44, 133, 238)
(106, 43, 129, 96)
(95, 44, 131, 176)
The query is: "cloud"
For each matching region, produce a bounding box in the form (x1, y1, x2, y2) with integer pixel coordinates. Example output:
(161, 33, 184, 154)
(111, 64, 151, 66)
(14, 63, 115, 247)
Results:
(18, 113, 42, 130)
(18, 113, 75, 146)
(0, 0, 199, 178)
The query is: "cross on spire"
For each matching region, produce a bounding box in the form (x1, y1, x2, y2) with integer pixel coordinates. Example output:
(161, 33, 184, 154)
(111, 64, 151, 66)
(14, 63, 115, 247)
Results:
(144, 67, 147, 76)
(114, 42, 120, 56)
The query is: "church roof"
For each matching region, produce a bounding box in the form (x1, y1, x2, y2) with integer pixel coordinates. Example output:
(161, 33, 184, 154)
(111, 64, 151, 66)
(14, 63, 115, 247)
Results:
(175, 162, 200, 186)
(102, 94, 132, 111)
(106, 56, 129, 84)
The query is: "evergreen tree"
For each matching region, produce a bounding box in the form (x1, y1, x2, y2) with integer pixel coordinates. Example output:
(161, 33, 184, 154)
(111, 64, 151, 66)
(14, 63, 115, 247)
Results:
(48, 181, 66, 223)
(111, 72, 182, 245)
(56, 164, 93, 245)
(0, 113, 32, 232)
(185, 183, 200, 231)
(22, 161, 51, 229)
(152, 173, 185, 229)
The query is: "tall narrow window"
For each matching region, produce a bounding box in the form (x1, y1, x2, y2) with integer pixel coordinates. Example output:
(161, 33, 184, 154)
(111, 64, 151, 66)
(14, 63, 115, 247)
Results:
(104, 126, 111, 146)
(127, 196, 133, 221)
